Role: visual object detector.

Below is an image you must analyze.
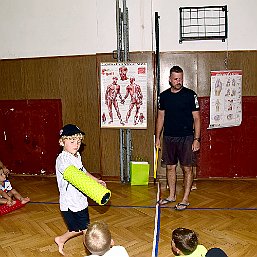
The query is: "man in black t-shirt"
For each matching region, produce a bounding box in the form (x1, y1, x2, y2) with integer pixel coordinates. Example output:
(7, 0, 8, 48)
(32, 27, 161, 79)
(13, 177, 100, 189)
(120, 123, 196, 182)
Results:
(155, 66, 201, 210)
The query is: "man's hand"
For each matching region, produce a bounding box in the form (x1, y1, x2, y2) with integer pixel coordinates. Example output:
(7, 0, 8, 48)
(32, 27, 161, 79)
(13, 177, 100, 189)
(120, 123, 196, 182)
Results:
(155, 138, 161, 148)
(192, 140, 200, 152)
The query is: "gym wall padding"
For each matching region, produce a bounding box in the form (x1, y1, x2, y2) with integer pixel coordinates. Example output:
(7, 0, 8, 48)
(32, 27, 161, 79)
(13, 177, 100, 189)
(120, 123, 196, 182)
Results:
(198, 96, 257, 178)
(0, 100, 62, 174)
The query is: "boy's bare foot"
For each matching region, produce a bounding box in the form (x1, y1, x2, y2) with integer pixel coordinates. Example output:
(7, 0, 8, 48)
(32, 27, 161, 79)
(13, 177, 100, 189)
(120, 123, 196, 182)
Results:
(55, 236, 65, 255)
(21, 197, 30, 204)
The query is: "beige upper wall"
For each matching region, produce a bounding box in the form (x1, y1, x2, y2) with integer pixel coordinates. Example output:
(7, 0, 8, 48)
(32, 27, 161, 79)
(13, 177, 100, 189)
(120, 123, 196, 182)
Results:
(0, 0, 257, 59)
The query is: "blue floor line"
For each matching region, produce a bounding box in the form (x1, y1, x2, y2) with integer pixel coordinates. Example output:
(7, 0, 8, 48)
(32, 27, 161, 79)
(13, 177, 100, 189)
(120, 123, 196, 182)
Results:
(30, 201, 59, 204)
(184, 207, 257, 211)
(29, 202, 257, 211)
(154, 205, 161, 257)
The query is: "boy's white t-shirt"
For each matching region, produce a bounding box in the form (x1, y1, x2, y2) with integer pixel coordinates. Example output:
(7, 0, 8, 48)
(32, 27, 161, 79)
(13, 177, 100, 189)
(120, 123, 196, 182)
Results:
(87, 246, 129, 257)
(56, 151, 88, 212)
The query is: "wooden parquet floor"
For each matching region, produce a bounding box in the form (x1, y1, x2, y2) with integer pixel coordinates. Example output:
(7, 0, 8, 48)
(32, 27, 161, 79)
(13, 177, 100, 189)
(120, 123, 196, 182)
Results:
(0, 176, 257, 257)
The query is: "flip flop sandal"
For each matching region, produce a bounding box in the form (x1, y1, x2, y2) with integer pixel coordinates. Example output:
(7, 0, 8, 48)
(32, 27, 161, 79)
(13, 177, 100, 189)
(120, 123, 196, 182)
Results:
(191, 185, 197, 191)
(157, 198, 176, 205)
(174, 202, 190, 211)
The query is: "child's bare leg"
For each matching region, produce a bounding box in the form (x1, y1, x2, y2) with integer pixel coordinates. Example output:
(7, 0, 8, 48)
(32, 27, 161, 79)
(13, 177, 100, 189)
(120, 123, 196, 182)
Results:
(1, 194, 16, 206)
(9, 189, 30, 204)
(0, 198, 7, 205)
(7, 199, 16, 206)
(55, 231, 82, 255)
(20, 197, 30, 204)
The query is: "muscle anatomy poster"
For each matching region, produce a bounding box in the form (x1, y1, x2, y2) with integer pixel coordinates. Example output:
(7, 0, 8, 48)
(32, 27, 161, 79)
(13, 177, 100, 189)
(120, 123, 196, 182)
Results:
(209, 70, 242, 129)
(100, 62, 147, 129)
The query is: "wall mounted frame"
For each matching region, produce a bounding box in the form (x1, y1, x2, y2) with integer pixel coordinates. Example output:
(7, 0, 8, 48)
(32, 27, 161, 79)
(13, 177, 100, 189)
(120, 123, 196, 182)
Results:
(179, 5, 228, 43)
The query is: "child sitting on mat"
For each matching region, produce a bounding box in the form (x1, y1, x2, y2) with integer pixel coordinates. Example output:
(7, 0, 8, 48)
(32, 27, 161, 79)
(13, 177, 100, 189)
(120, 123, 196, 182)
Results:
(171, 227, 207, 256)
(84, 221, 130, 257)
(55, 124, 106, 256)
(0, 164, 30, 206)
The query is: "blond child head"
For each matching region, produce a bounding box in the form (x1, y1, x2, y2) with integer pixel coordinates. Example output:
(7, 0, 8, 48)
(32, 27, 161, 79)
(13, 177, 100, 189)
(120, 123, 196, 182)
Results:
(59, 124, 85, 154)
(84, 221, 112, 255)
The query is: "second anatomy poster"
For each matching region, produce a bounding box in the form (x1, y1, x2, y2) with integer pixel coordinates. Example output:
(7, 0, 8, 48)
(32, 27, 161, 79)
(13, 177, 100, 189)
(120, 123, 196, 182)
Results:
(209, 70, 242, 129)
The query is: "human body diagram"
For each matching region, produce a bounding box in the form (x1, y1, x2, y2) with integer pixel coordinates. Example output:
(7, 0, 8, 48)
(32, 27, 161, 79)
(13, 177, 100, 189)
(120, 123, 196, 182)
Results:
(122, 77, 143, 125)
(101, 63, 147, 128)
(210, 71, 242, 128)
(105, 77, 124, 125)
(104, 77, 143, 126)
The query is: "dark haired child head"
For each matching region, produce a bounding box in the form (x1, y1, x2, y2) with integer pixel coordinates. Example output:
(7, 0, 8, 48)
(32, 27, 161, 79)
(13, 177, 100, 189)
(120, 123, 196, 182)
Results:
(171, 228, 198, 255)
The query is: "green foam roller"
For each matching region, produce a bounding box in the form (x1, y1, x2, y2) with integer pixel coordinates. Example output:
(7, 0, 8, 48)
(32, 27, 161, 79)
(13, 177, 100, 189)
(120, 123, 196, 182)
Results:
(63, 165, 111, 205)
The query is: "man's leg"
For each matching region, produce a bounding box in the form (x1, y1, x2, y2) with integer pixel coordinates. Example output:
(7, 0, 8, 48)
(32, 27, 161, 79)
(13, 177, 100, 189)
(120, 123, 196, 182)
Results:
(181, 165, 193, 204)
(166, 164, 177, 201)
(191, 166, 197, 190)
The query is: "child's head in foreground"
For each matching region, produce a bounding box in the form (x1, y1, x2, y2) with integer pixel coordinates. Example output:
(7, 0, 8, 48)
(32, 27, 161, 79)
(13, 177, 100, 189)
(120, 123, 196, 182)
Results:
(59, 124, 85, 155)
(171, 227, 198, 256)
(84, 221, 112, 256)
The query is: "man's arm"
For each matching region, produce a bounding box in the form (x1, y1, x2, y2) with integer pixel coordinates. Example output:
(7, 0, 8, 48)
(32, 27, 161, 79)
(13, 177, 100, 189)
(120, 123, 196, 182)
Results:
(192, 110, 201, 139)
(155, 110, 165, 148)
(192, 110, 201, 151)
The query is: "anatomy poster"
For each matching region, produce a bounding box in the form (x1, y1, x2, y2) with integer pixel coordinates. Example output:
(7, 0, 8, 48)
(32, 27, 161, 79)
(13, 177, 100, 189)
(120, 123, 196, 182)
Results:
(209, 70, 242, 129)
(100, 62, 147, 129)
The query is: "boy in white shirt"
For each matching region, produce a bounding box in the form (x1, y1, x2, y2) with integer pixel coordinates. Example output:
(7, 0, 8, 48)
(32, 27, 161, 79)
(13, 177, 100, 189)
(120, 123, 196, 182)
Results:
(55, 124, 106, 255)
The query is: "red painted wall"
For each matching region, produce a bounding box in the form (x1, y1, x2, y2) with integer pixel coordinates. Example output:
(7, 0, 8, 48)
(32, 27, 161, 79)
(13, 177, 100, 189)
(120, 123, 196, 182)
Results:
(197, 96, 257, 178)
(1, 97, 256, 178)
(0, 100, 62, 175)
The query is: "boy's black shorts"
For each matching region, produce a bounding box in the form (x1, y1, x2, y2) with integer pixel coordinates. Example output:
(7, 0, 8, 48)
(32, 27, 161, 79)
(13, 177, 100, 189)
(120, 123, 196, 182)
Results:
(62, 207, 90, 232)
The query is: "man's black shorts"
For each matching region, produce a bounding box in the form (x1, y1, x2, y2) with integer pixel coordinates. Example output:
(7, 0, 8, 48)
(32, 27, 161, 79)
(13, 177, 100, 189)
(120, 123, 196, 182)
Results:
(162, 135, 196, 166)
